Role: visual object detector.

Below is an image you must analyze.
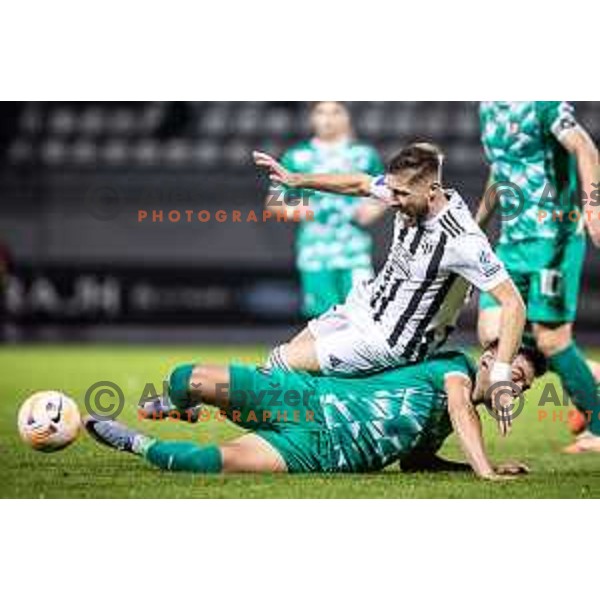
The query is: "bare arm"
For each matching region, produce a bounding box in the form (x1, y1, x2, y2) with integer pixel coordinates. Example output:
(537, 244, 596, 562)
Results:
(482, 278, 526, 436)
(263, 189, 314, 221)
(254, 151, 373, 197)
(445, 375, 497, 479)
(487, 278, 526, 368)
(559, 127, 600, 246)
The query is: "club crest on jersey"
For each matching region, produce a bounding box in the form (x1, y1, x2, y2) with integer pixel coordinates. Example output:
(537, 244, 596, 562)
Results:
(421, 239, 435, 255)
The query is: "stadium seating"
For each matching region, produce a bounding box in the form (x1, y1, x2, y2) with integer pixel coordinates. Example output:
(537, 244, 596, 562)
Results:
(9, 101, 598, 172)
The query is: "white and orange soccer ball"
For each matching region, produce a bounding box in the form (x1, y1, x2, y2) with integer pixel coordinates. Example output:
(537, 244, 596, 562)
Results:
(17, 391, 81, 452)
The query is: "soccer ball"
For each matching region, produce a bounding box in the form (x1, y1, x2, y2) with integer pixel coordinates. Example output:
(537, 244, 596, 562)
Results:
(18, 391, 81, 452)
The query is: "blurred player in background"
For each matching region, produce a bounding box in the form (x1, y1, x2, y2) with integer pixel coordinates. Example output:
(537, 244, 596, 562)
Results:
(476, 101, 600, 452)
(265, 101, 386, 317)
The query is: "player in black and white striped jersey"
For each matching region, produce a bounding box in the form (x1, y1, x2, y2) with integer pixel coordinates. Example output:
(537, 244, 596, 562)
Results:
(254, 144, 526, 393)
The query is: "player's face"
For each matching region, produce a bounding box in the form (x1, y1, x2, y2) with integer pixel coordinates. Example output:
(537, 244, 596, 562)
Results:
(478, 349, 536, 393)
(311, 102, 351, 141)
(511, 354, 536, 392)
(386, 172, 432, 225)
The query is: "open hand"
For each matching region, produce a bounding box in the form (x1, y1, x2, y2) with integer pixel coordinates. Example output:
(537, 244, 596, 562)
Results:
(253, 151, 298, 187)
(489, 384, 518, 438)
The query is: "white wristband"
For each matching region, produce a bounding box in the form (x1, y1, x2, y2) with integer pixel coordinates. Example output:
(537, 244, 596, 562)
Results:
(490, 362, 512, 385)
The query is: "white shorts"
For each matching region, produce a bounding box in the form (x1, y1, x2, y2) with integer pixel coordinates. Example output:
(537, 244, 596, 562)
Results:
(307, 305, 402, 377)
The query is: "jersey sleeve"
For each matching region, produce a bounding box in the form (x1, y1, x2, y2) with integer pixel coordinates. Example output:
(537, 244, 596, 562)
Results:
(369, 175, 393, 203)
(537, 101, 581, 142)
(445, 232, 509, 292)
(428, 351, 477, 391)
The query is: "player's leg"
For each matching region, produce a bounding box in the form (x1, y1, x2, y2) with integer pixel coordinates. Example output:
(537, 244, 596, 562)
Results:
(144, 433, 287, 474)
(141, 361, 332, 474)
(528, 235, 600, 447)
(85, 417, 287, 474)
(266, 326, 321, 373)
(138, 364, 231, 421)
(219, 435, 288, 473)
(278, 314, 382, 377)
(273, 268, 355, 373)
(87, 363, 290, 473)
(533, 322, 600, 440)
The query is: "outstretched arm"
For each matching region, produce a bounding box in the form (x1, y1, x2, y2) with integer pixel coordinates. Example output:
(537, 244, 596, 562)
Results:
(254, 151, 373, 197)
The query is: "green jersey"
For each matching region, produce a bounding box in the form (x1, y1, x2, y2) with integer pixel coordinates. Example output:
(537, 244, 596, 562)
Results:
(317, 350, 476, 472)
(228, 350, 476, 473)
(480, 101, 581, 244)
(280, 138, 384, 272)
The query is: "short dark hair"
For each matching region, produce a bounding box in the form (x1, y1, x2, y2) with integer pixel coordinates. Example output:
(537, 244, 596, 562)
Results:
(309, 101, 348, 112)
(483, 340, 548, 378)
(387, 142, 444, 182)
(519, 346, 549, 378)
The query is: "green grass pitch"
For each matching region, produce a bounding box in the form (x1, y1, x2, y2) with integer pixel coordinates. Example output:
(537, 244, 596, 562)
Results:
(2, 344, 600, 498)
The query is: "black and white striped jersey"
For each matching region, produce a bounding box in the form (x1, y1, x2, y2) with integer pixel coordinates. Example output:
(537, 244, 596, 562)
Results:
(343, 189, 509, 362)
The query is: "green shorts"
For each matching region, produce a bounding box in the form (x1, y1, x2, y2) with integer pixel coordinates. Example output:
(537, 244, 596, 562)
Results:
(300, 267, 373, 318)
(227, 365, 336, 473)
(480, 234, 586, 324)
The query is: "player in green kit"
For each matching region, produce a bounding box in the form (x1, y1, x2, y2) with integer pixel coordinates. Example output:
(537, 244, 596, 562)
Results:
(476, 101, 600, 453)
(84, 343, 544, 480)
(265, 102, 386, 317)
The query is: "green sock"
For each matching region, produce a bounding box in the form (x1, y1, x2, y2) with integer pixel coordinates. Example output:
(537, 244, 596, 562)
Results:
(167, 363, 195, 410)
(144, 441, 223, 474)
(549, 344, 600, 435)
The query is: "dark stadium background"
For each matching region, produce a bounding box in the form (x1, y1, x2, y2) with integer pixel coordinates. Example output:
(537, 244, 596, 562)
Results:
(1, 101, 599, 345)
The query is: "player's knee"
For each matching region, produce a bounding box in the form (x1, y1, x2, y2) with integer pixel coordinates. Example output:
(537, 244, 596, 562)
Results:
(533, 325, 573, 357)
(266, 345, 292, 372)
